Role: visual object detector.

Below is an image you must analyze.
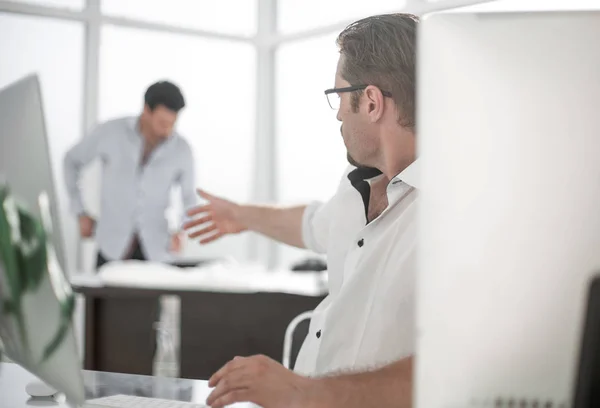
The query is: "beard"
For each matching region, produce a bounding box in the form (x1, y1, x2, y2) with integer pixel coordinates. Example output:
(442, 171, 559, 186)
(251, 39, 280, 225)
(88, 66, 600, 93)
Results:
(342, 124, 377, 170)
(346, 152, 362, 167)
(342, 125, 363, 168)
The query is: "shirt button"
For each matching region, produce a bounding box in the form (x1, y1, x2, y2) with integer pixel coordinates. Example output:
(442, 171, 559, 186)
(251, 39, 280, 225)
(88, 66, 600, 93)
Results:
(316, 330, 322, 339)
(357, 239, 364, 247)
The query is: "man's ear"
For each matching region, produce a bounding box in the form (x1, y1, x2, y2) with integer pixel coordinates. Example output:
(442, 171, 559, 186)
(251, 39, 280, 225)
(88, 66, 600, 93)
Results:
(364, 85, 385, 122)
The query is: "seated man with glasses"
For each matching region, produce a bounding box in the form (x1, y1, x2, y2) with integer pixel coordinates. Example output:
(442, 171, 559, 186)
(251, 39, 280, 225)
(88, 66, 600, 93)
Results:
(184, 13, 418, 408)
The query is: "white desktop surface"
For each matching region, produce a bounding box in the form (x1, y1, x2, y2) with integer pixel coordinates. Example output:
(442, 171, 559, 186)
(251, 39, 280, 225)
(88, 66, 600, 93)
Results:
(70, 260, 328, 296)
(0, 362, 255, 408)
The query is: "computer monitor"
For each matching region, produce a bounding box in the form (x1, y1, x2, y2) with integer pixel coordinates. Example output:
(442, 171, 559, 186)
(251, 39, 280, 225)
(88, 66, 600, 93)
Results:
(0, 75, 84, 405)
(0, 74, 66, 269)
(417, 10, 600, 408)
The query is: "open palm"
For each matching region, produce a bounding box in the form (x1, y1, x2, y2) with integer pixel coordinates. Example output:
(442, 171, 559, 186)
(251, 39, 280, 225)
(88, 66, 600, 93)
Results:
(184, 190, 246, 244)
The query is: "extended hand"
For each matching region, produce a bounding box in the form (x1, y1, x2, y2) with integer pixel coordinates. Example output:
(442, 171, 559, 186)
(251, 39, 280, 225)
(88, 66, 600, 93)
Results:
(78, 214, 95, 238)
(183, 190, 246, 244)
(169, 232, 183, 253)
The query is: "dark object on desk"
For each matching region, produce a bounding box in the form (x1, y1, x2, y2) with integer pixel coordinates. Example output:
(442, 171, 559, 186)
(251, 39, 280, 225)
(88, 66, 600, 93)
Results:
(290, 258, 327, 272)
(171, 259, 217, 269)
(572, 275, 600, 408)
(97, 255, 215, 271)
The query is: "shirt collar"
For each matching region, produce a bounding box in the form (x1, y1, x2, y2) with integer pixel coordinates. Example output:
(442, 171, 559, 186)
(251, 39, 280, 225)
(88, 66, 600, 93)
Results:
(347, 166, 382, 183)
(127, 116, 142, 142)
(391, 159, 420, 189)
(346, 159, 420, 189)
(128, 116, 177, 145)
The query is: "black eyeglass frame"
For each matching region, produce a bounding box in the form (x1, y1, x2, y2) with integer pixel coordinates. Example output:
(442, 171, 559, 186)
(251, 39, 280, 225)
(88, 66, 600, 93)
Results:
(324, 85, 392, 97)
(324, 85, 393, 110)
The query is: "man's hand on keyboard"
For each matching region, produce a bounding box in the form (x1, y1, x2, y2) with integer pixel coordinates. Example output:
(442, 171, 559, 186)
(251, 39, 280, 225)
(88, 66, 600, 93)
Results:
(206, 355, 316, 408)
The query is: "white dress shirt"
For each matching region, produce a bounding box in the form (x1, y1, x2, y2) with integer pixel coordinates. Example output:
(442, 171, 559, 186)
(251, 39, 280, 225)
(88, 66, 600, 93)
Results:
(63, 117, 196, 262)
(294, 161, 419, 376)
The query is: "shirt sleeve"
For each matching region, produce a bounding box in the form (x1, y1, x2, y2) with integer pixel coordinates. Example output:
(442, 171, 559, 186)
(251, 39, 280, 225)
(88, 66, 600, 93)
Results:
(63, 123, 105, 215)
(301, 165, 356, 254)
(301, 201, 328, 253)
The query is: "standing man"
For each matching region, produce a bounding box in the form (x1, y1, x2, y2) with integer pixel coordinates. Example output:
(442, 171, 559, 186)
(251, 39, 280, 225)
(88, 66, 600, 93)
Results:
(64, 81, 196, 268)
(184, 14, 418, 408)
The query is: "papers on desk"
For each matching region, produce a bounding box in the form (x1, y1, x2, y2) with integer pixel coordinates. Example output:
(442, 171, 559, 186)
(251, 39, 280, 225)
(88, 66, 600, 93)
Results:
(70, 260, 328, 297)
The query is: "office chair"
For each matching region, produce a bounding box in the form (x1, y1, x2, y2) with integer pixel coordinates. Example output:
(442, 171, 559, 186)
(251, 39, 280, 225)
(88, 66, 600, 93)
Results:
(283, 311, 313, 369)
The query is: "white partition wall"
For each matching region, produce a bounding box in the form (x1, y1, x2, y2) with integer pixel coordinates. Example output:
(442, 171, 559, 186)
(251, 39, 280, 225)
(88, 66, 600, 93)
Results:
(417, 11, 600, 408)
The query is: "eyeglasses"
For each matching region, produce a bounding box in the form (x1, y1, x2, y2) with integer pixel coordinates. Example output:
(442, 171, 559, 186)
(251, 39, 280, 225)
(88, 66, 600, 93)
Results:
(324, 85, 393, 110)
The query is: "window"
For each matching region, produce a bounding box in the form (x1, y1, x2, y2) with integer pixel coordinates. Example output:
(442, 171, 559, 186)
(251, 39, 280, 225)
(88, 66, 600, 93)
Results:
(102, 0, 257, 37)
(276, 33, 345, 203)
(450, 0, 600, 12)
(275, 33, 347, 267)
(4, 0, 83, 9)
(277, 0, 407, 34)
(0, 13, 84, 274)
(99, 25, 256, 262)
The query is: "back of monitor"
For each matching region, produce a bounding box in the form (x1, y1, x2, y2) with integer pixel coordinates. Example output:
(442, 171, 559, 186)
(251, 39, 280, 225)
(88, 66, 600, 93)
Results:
(417, 11, 600, 408)
(0, 74, 66, 269)
(0, 75, 84, 405)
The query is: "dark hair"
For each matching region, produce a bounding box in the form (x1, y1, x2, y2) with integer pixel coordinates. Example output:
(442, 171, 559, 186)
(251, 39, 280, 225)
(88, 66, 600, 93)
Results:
(144, 81, 186, 112)
(337, 13, 418, 128)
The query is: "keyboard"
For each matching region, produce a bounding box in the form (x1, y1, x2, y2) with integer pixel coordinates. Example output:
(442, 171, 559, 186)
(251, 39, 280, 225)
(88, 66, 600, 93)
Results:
(83, 394, 208, 408)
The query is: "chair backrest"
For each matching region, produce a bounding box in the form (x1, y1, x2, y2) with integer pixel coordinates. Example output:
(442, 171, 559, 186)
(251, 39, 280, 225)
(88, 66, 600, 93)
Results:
(282, 311, 313, 369)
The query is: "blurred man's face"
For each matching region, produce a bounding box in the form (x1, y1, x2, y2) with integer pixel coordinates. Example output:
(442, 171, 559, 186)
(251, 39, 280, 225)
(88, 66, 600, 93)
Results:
(143, 104, 178, 140)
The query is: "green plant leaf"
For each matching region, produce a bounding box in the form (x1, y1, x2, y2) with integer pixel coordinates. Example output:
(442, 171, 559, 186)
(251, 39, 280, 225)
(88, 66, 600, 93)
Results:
(0, 184, 28, 352)
(41, 294, 75, 363)
(0, 183, 64, 363)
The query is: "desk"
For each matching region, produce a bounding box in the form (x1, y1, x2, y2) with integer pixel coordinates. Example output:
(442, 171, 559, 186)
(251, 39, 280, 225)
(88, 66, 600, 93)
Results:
(0, 362, 253, 407)
(72, 269, 326, 379)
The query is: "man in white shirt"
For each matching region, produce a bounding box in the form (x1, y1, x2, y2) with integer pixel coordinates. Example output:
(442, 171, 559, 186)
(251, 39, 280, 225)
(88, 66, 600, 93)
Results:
(184, 13, 418, 408)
